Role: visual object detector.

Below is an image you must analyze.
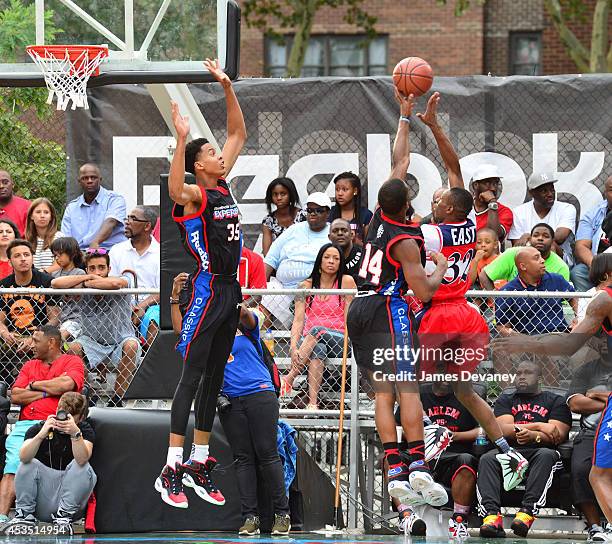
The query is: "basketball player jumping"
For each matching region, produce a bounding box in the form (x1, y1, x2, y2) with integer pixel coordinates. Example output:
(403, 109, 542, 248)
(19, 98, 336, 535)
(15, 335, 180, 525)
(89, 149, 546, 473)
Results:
(155, 59, 246, 508)
(412, 93, 528, 536)
(348, 91, 451, 510)
(493, 289, 612, 531)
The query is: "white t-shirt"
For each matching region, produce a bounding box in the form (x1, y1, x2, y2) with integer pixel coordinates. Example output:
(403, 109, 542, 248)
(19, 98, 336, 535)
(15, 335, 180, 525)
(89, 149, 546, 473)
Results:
(508, 200, 576, 265)
(109, 238, 160, 302)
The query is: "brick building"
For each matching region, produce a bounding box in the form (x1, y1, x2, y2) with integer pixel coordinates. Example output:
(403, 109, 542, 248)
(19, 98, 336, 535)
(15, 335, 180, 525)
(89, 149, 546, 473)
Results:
(239, 0, 609, 77)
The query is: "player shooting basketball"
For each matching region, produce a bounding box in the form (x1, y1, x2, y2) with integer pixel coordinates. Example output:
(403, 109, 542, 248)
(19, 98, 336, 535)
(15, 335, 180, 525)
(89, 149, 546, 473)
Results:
(155, 58, 246, 509)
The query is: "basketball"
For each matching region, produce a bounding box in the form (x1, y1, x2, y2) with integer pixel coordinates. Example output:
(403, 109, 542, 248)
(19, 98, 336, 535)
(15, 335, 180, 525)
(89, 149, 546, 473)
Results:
(393, 57, 434, 97)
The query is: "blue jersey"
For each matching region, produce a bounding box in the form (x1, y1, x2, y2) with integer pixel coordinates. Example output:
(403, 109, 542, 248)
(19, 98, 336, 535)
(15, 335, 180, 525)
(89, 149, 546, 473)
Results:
(594, 393, 612, 469)
(172, 180, 242, 276)
(222, 323, 274, 398)
(356, 208, 425, 297)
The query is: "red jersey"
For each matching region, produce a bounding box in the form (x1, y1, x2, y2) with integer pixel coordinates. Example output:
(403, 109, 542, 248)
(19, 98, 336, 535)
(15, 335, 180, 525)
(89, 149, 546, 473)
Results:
(421, 219, 477, 303)
(239, 247, 266, 301)
(13, 354, 85, 421)
(0, 195, 31, 235)
(474, 203, 513, 238)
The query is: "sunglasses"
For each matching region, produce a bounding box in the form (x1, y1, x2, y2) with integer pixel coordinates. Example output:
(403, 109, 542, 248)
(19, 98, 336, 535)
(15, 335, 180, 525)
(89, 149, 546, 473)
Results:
(86, 248, 108, 255)
(124, 215, 149, 223)
(306, 207, 328, 216)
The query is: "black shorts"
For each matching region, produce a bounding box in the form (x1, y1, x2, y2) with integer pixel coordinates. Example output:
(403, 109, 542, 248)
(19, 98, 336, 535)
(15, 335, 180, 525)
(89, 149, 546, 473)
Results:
(347, 296, 419, 384)
(176, 273, 241, 361)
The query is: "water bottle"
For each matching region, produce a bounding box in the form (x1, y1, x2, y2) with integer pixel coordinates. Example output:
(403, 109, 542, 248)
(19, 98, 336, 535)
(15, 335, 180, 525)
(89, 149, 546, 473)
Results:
(263, 329, 275, 356)
(474, 427, 489, 456)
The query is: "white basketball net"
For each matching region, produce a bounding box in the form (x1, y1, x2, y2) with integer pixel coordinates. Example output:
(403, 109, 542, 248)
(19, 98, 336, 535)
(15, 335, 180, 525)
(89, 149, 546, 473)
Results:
(26, 47, 107, 111)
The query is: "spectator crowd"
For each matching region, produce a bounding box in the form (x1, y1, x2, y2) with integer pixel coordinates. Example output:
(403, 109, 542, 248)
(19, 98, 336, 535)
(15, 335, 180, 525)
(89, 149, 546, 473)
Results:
(0, 149, 611, 538)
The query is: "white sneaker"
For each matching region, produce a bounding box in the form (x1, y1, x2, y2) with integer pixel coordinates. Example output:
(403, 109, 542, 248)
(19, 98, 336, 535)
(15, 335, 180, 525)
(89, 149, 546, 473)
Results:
(496, 448, 528, 491)
(424, 424, 453, 461)
(398, 509, 426, 536)
(449, 515, 470, 539)
(408, 462, 448, 507)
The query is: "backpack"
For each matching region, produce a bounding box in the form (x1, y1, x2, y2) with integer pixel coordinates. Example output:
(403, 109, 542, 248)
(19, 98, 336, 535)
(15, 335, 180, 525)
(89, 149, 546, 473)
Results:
(243, 330, 281, 397)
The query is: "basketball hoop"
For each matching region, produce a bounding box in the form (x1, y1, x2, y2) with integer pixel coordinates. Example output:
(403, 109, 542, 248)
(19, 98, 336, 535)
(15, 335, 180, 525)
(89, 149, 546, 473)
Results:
(26, 45, 109, 111)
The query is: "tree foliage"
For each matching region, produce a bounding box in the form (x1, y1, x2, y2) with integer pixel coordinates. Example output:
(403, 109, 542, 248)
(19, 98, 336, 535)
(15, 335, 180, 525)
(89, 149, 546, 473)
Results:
(0, 0, 67, 214)
(438, 0, 610, 73)
(242, 0, 377, 77)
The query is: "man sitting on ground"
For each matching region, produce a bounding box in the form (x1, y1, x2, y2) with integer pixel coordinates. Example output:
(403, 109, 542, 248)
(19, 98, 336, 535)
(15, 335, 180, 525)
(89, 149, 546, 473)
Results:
(0, 326, 84, 524)
(477, 361, 571, 538)
(7, 392, 95, 535)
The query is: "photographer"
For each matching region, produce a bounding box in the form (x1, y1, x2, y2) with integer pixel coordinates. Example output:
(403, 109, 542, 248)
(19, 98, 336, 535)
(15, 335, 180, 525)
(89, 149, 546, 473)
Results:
(7, 392, 95, 534)
(171, 274, 290, 536)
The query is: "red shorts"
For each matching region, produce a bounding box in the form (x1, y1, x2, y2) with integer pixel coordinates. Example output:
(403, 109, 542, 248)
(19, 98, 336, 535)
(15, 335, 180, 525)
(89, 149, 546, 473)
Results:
(418, 301, 489, 375)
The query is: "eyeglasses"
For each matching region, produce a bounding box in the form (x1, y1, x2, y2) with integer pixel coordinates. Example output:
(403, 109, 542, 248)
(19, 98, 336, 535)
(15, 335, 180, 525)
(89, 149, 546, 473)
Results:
(124, 215, 149, 223)
(306, 207, 328, 216)
(86, 248, 108, 255)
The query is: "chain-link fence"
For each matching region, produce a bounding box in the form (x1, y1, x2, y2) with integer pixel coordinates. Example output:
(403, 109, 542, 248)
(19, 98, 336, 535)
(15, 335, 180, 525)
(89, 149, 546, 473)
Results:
(0, 287, 158, 407)
(0, 286, 597, 406)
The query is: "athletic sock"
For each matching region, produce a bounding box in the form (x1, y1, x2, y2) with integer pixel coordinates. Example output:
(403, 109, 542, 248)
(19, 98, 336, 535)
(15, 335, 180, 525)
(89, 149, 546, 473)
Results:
(166, 447, 183, 468)
(397, 503, 412, 515)
(192, 444, 210, 463)
(453, 503, 470, 518)
(495, 437, 511, 454)
(407, 441, 425, 463)
(383, 442, 402, 467)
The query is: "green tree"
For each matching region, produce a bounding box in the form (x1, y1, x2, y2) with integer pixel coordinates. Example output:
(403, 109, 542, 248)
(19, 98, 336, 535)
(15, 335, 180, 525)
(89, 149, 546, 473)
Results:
(242, 0, 377, 77)
(439, 0, 611, 73)
(0, 0, 67, 214)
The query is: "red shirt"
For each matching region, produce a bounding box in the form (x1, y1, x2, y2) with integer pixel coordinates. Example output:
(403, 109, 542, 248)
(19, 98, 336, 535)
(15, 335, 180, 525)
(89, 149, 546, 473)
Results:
(0, 260, 11, 280)
(239, 247, 266, 301)
(152, 217, 160, 242)
(0, 195, 31, 236)
(13, 354, 85, 421)
(474, 203, 513, 239)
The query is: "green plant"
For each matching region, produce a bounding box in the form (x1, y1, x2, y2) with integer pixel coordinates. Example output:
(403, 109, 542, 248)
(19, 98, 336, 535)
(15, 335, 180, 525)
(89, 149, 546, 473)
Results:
(0, 0, 66, 215)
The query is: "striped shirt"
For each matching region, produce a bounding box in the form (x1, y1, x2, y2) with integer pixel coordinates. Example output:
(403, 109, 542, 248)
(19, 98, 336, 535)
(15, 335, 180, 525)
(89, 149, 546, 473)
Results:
(33, 231, 64, 271)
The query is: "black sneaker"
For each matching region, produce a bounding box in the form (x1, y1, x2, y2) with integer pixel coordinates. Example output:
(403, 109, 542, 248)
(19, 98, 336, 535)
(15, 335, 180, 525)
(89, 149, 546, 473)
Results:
(154, 464, 188, 508)
(182, 457, 225, 505)
(239, 515, 260, 535)
(271, 513, 291, 536)
(52, 510, 74, 536)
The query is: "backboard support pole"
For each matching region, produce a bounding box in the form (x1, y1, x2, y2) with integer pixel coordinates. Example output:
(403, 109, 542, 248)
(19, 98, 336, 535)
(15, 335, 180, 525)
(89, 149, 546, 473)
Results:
(124, 0, 134, 54)
(35, 0, 44, 45)
(146, 83, 221, 154)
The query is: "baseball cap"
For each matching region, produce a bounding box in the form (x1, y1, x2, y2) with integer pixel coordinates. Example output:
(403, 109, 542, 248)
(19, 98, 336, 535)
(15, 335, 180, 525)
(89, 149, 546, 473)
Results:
(470, 164, 502, 183)
(528, 172, 558, 190)
(306, 191, 332, 208)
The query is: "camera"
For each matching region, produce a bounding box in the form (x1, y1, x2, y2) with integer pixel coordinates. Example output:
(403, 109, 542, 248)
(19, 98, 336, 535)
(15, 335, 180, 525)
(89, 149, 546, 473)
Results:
(56, 409, 69, 422)
(216, 393, 232, 414)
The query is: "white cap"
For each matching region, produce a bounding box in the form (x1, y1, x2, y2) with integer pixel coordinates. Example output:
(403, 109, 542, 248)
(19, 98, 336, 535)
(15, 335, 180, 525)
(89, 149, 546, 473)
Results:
(306, 191, 332, 208)
(528, 172, 558, 190)
(470, 164, 502, 183)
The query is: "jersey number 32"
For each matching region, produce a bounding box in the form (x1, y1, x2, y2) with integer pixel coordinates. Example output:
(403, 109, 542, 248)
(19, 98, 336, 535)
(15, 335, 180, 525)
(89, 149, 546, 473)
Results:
(358, 243, 383, 285)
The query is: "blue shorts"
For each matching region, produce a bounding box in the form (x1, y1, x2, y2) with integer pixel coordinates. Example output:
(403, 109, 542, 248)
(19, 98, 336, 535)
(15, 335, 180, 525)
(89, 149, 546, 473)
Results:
(5, 420, 42, 474)
(593, 393, 612, 469)
(139, 304, 160, 337)
(301, 326, 344, 361)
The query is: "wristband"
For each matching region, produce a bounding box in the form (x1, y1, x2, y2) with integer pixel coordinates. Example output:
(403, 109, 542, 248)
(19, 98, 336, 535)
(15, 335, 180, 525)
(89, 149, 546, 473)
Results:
(42, 391, 47, 398)
(400, 116, 410, 124)
(169, 297, 180, 305)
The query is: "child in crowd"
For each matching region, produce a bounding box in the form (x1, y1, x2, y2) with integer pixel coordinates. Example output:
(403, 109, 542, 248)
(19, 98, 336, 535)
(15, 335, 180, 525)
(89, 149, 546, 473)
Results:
(469, 227, 499, 287)
(328, 172, 373, 245)
(50, 237, 85, 341)
(261, 177, 307, 256)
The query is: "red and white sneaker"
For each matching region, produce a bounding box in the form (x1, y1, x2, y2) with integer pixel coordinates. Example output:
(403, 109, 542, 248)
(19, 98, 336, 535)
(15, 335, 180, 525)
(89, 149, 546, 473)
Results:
(155, 464, 188, 508)
(182, 457, 225, 505)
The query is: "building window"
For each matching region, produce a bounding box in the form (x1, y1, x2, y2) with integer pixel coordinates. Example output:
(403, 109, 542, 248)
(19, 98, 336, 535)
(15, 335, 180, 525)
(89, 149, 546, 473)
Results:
(265, 35, 388, 77)
(509, 32, 542, 75)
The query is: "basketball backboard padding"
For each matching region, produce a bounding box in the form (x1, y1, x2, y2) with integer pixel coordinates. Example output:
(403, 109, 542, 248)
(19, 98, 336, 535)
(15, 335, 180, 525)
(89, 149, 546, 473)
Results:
(0, 0, 240, 87)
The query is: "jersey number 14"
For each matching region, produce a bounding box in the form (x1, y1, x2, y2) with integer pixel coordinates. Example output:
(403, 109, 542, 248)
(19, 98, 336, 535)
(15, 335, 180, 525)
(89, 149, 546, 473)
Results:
(358, 243, 383, 285)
